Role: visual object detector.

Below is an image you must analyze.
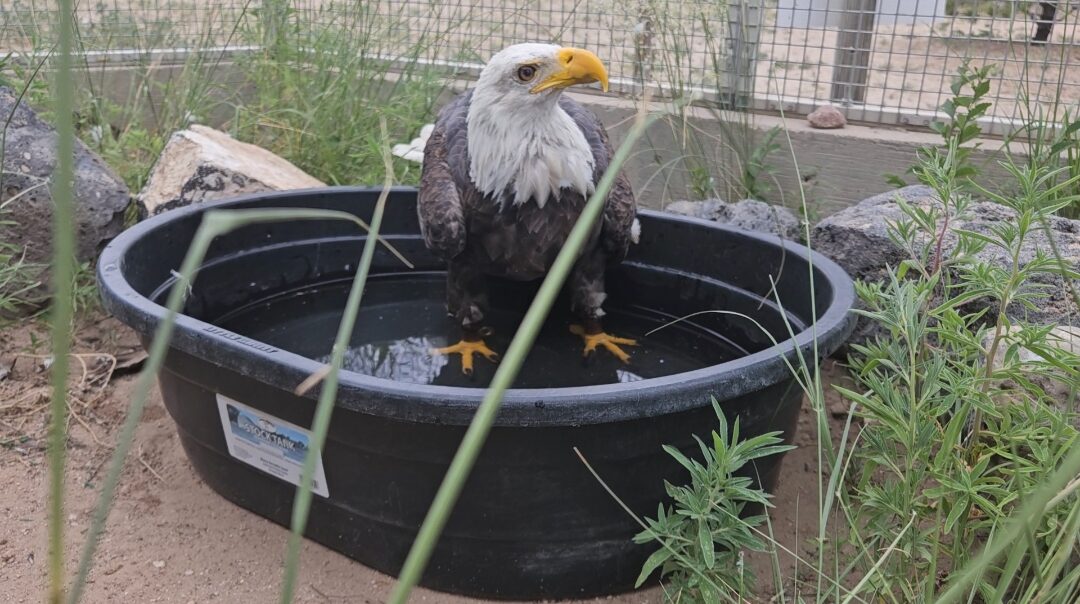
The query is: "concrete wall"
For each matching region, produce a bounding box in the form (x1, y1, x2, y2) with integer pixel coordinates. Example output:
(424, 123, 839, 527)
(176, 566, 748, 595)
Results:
(566, 90, 1021, 217)
(73, 59, 1022, 219)
(73, 58, 251, 129)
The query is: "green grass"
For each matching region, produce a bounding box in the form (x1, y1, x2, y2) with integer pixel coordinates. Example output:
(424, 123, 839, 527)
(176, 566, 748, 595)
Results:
(3, 1, 447, 195)
(228, 22, 445, 186)
(0, 214, 44, 319)
(47, 0, 76, 600)
(3, 2, 1080, 603)
(623, 64, 1080, 604)
(0, 0, 449, 332)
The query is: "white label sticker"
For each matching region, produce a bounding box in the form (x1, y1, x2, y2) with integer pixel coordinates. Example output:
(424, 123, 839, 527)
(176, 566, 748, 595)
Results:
(216, 394, 329, 498)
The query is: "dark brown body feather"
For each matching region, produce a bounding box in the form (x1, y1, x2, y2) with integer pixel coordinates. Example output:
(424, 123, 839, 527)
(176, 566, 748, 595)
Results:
(418, 90, 637, 330)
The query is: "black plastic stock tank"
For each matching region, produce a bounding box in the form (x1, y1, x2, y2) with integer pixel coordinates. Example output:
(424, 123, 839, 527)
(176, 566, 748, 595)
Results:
(97, 187, 855, 599)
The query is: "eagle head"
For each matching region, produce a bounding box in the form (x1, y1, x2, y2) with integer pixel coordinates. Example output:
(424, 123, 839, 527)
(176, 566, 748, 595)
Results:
(476, 43, 609, 99)
(467, 43, 610, 208)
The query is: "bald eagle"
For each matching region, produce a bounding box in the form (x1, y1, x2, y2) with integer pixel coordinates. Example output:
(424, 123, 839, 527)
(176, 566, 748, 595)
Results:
(419, 43, 639, 375)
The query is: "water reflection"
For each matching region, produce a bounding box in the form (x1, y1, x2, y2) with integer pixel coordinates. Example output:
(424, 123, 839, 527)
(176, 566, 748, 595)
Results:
(319, 336, 449, 385)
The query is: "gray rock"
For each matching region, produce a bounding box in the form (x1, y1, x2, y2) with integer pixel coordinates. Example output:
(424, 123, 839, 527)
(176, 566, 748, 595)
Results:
(664, 198, 803, 240)
(807, 105, 847, 129)
(811, 186, 928, 286)
(137, 125, 324, 217)
(0, 85, 131, 276)
(812, 184, 1080, 346)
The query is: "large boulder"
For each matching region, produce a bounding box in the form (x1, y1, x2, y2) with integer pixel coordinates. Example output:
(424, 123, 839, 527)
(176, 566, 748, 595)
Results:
(0, 86, 131, 273)
(812, 185, 1080, 344)
(137, 125, 324, 217)
(663, 198, 803, 241)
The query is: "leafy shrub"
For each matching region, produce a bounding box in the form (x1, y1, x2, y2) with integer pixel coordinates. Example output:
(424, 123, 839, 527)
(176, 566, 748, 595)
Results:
(634, 399, 793, 602)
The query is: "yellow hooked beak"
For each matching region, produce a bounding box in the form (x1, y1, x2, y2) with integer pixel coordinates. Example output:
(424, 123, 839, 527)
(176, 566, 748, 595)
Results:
(530, 47, 610, 94)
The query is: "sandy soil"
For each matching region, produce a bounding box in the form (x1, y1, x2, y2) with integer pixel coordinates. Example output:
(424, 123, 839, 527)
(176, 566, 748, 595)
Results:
(1, 312, 852, 603)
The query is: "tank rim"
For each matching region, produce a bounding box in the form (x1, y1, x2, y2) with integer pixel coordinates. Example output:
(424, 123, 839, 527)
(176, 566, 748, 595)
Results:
(97, 186, 856, 426)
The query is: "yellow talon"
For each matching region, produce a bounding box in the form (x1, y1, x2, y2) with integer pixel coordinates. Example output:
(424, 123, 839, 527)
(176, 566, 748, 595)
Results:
(570, 324, 637, 364)
(431, 338, 499, 375)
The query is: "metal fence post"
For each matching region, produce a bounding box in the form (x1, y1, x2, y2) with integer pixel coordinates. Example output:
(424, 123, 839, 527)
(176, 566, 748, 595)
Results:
(830, 0, 877, 104)
(728, 0, 764, 107)
(262, 0, 290, 57)
(632, 1, 655, 94)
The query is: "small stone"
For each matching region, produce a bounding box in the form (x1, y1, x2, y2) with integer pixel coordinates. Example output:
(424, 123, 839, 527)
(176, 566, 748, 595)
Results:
(663, 198, 729, 221)
(136, 125, 325, 218)
(184, 569, 194, 576)
(829, 397, 850, 418)
(807, 105, 847, 129)
(152, 560, 166, 569)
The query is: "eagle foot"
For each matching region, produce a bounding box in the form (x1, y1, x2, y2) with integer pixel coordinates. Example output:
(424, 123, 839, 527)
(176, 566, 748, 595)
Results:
(431, 338, 499, 376)
(569, 324, 637, 364)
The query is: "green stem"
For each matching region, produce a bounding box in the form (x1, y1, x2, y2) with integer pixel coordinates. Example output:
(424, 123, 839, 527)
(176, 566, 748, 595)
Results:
(66, 208, 388, 604)
(969, 227, 1023, 458)
(386, 111, 657, 604)
(841, 512, 917, 604)
(48, 0, 76, 601)
(934, 438, 1080, 604)
(278, 119, 396, 603)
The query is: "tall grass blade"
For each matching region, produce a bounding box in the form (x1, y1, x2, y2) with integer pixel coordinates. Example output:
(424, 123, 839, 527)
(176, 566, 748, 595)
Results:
(278, 118, 397, 604)
(934, 436, 1080, 604)
(67, 207, 394, 604)
(387, 109, 658, 604)
(47, 0, 76, 600)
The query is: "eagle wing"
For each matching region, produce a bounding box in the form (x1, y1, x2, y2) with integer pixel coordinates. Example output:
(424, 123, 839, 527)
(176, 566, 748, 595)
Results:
(561, 97, 638, 265)
(417, 93, 472, 261)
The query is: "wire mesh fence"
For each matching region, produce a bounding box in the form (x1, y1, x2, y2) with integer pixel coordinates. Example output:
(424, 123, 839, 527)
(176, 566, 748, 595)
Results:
(0, 0, 252, 52)
(288, 0, 749, 101)
(756, 0, 1080, 131)
(1, 0, 1077, 132)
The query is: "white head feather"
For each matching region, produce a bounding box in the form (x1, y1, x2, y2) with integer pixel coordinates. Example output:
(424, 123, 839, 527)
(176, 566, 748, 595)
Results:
(467, 43, 608, 208)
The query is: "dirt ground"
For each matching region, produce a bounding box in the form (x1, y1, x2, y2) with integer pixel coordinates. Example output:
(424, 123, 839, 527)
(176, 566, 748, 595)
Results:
(0, 312, 853, 603)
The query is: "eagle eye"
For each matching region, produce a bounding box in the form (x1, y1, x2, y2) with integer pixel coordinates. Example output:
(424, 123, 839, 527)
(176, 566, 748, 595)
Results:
(516, 65, 538, 82)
